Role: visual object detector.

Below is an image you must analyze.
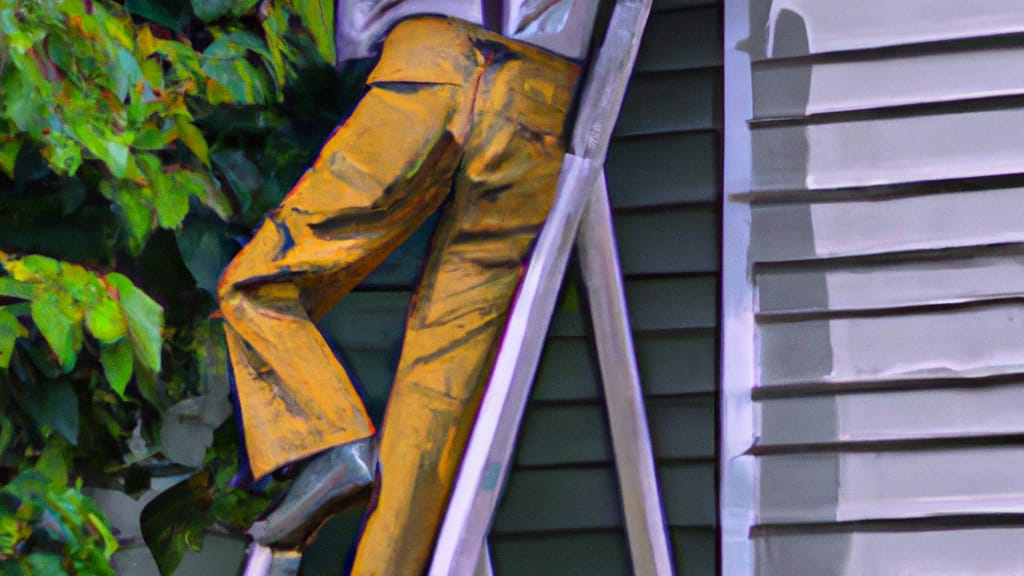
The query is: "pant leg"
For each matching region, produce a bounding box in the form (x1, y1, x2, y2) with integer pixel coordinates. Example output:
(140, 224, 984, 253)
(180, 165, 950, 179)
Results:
(351, 33, 581, 574)
(218, 27, 479, 479)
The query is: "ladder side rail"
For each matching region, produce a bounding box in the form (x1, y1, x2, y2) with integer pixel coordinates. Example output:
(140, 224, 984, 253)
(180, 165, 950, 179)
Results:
(578, 175, 674, 575)
(571, 0, 654, 161)
(475, 543, 495, 576)
(428, 154, 600, 576)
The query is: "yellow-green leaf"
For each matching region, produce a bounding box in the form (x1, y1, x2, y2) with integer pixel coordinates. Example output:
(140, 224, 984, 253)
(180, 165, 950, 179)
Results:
(202, 47, 269, 105)
(106, 273, 163, 372)
(0, 140, 22, 178)
(294, 0, 335, 64)
(35, 440, 70, 486)
(6, 254, 60, 282)
(175, 120, 209, 166)
(30, 293, 80, 372)
(85, 297, 128, 345)
(0, 277, 35, 301)
(100, 338, 133, 397)
(133, 123, 176, 151)
(177, 169, 232, 220)
(72, 122, 130, 178)
(0, 307, 27, 369)
(89, 512, 120, 560)
(152, 175, 191, 230)
(101, 181, 155, 253)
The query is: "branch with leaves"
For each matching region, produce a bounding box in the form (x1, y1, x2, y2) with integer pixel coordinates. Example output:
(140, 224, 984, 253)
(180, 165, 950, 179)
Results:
(0, 0, 346, 573)
(0, 251, 163, 396)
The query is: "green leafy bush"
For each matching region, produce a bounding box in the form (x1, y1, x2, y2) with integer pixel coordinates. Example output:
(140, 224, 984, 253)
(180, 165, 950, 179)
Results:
(0, 0, 358, 573)
(1, 464, 118, 576)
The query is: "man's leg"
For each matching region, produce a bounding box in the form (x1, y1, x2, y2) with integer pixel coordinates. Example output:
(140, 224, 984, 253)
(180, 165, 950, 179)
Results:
(218, 73, 470, 481)
(351, 39, 580, 572)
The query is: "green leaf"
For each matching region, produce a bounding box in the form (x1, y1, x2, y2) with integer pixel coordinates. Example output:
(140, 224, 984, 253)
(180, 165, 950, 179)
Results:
(100, 181, 154, 252)
(134, 364, 161, 407)
(141, 471, 213, 576)
(25, 554, 68, 576)
(25, 381, 79, 446)
(178, 169, 233, 220)
(136, 153, 191, 230)
(0, 278, 34, 301)
(0, 141, 22, 178)
(190, 0, 231, 22)
(85, 296, 128, 345)
(133, 123, 176, 151)
(126, 0, 191, 32)
(70, 123, 130, 178)
(175, 219, 237, 296)
(106, 273, 163, 372)
(3, 66, 49, 134)
(202, 40, 269, 105)
(58, 179, 87, 216)
(190, 0, 259, 22)
(209, 488, 271, 531)
(97, 7, 136, 50)
(30, 294, 79, 372)
(111, 46, 144, 101)
(176, 120, 210, 166)
(211, 150, 261, 212)
(100, 339, 133, 397)
(41, 133, 84, 176)
(0, 560, 28, 576)
(154, 180, 192, 230)
(211, 30, 270, 58)
(0, 414, 14, 457)
(0, 471, 116, 575)
(0, 308, 27, 369)
(35, 441, 69, 487)
(87, 512, 119, 560)
(294, 0, 336, 64)
(7, 254, 60, 281)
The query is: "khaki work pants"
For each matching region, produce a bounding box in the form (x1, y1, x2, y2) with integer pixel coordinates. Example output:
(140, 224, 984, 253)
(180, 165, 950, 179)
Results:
(218, 17, 580, 573)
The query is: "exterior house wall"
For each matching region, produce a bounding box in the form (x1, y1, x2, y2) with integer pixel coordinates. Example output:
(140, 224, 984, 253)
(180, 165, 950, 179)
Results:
(723, 1, 1024, 575)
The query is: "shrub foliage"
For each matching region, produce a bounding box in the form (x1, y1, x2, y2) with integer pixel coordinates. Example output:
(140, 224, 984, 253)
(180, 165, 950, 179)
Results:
(0, 0, 360, 572)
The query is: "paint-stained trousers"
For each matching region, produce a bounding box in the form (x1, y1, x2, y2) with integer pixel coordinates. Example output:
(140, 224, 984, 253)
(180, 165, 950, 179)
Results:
(217, 16, 580, 573)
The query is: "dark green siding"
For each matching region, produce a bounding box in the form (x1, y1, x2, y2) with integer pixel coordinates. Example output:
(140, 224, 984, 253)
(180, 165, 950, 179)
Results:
(490, 2, 722, 574)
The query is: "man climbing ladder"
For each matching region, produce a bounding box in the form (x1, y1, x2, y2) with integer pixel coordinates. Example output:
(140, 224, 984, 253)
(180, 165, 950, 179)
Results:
(220, 2, 598, 573)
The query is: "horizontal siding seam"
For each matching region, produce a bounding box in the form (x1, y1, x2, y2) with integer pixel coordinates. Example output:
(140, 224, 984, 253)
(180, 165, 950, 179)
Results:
(526, 391, 717, 408)
(736, 173, 1024, 204)
(752, 372, 1024, 400)
(749, 92, 1024, 126)
(751, 432, 1024, 456)
(752, 513, 1024, 535)
(754, 295, 1024, 323)
(752, 243, 1024, 272)
(750, 30, 1024, 66)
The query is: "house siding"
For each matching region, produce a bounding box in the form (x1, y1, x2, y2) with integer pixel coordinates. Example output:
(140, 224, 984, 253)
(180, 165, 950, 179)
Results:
(727, 1, 1024, 574)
